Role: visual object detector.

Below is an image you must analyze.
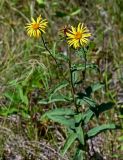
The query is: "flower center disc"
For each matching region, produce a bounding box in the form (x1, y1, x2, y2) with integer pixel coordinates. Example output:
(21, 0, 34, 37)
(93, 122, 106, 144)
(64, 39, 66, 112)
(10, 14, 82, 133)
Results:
(32, 23, 39, 30)
(75, 32, 82, 39)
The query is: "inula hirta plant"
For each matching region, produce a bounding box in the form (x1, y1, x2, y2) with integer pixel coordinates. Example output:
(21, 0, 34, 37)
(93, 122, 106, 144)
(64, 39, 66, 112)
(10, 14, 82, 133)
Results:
(25, 15, 48, 38)
(25, 15, 116, 159)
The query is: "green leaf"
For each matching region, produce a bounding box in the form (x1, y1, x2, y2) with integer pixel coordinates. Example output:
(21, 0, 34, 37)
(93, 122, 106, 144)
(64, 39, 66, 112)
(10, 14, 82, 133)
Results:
(74, 113, 83, 124)
(74, 148, 85, 160)
(4, 92, 15, 102)
(57, 52, 69, 62)
(0, 108, 18, 116)
(69, 8, 81, 16)
(76, 92, 96, 108)
(49, 81, 69, 99)
(84, 102, 114, 118)
(87, 124, 116, 138)
(118, 136, 123, 141)
(83, 109, 94, 124)
(61, 132, 77, 156)
(96, 102, 114, 116)
(76, 125, 84, 145)
(85, 83, 104, 97)
(46, 115, 75, 127)
(36, 0, 45, 4)
(74, 113, 84, 145)
(38, 99, 48, 104)
(91, 83, 104, 92)
(38, 94, 72, 104)
(17, 86, 28, 106)
(42, 108, 75, 117)
(41, 108, 75, 127)
(119, 115, 123, 118)
(49, 94, 72, 103)
(83, 97, 96, 108)
(72, 70, 79, 86)
(20, 110, 30, 119)
(121, 146, 123, 151)
(8, 79, 18, 86)
(38, 94, 73, 104)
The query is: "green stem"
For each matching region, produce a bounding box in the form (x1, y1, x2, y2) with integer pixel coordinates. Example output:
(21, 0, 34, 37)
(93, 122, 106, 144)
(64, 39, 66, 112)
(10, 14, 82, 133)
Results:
(82, 48, 87, 81)
(41, 35, 70, 82)
(68, 50, 78, 112)
(41, 36, 58, 65)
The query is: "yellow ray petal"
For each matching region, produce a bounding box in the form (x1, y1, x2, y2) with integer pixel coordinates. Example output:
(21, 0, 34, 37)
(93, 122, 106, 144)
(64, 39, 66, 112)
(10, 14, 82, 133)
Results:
(71, 26, 76, 33)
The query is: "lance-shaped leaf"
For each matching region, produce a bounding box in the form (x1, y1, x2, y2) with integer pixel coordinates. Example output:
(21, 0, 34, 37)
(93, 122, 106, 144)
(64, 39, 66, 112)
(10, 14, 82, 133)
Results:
(83, 102, 114, 118)
(91, 83, 104, 92)
(96, 102, 114, 116)
(41, 108, 75, 117)
(83, 109, 94, 124)
(76, 92, 96, 108)
(74, 148, 85, 160)
(48, 80, 69, 99)
(38, 94, 72, 104)
(74, 113, 83, 124)
(41, 108, 76, 127)
(76, 125, 84, 145)
(83, 96, 96, 108)
(47, 115, 75, 127)
(85, 82, 104, 97)
(87, 123, 116, 138)
(61, 132, 77, 156)
(0, 108, 18, 116)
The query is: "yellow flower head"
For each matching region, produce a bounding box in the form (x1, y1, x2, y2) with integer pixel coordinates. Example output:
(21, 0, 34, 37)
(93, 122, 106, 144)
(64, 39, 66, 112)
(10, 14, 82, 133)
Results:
(66, 23, 91, 49)
(25, 15, 48, 38)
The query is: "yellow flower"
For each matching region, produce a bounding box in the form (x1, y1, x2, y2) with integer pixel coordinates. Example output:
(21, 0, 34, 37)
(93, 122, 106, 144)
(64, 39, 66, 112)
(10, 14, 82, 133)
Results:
(25, 15, 48, 38)
(66, 23, 91, 49)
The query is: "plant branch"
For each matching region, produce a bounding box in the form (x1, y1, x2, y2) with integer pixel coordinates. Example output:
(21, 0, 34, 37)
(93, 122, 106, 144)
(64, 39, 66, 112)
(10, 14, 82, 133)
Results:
(41, 35, 70, 83)
(82, 48, 87, 81)
(41, 35, 58, 65)
(68, 51, 78, 112)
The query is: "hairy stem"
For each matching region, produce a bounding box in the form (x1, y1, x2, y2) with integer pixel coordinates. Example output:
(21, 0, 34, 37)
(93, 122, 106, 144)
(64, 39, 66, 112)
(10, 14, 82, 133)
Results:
(68, 50, 78, 112)
(41, 36, 58, 65)
(82, 48, 87, 81)
(41, 35, 70, 82)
